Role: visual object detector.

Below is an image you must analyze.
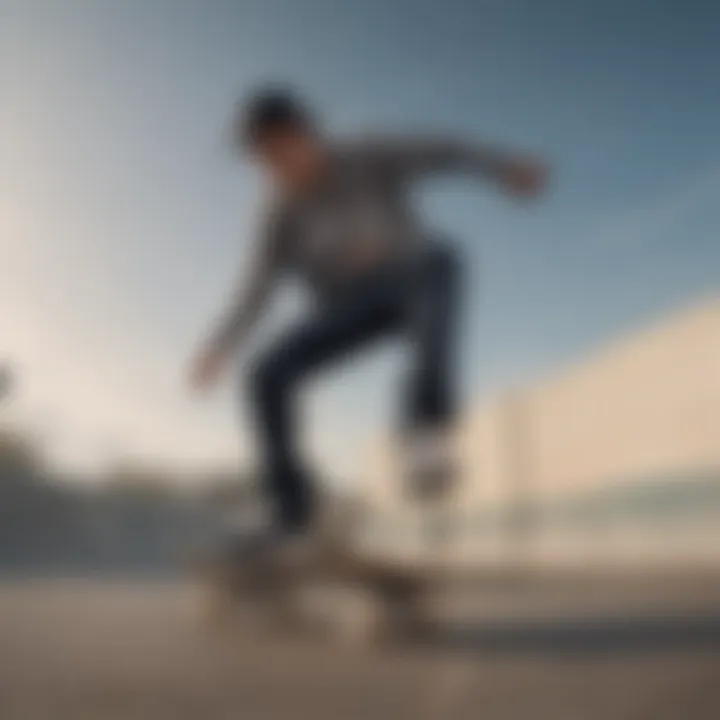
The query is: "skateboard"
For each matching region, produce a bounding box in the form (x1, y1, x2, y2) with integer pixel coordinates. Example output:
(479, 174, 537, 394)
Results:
(192, 457, 459, 646)
(192, 532, 436, 646)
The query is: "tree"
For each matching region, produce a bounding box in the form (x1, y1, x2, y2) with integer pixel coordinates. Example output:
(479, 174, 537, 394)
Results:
(0, 428, 41, 482)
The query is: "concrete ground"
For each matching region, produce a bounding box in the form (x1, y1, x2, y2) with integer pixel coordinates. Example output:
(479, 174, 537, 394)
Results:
(1, 578, 719, 720)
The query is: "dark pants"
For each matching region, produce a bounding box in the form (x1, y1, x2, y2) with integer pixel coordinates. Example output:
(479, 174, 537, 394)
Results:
(248, 242, 462, 532)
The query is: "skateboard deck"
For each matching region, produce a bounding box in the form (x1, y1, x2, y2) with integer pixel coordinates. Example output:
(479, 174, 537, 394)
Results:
(193, 536, 437, 645)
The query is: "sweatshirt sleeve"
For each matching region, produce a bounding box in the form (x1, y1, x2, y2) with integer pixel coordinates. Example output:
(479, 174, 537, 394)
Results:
(208, 205, 286, 355)
(357, 134, 514, 183)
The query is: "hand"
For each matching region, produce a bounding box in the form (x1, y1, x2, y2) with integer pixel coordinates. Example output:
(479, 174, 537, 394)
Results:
(188, 344, 228, 392)
(501, 157, 549, 199)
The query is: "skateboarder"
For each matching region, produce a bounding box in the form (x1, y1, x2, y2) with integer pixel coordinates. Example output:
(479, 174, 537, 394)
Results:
(189, 86, 547, 561)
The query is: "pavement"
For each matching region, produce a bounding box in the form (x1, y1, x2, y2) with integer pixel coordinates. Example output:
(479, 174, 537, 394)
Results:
(1, 577, 719, 719)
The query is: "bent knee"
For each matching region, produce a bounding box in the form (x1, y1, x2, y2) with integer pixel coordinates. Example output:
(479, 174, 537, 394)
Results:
(419, 242, 463, 284)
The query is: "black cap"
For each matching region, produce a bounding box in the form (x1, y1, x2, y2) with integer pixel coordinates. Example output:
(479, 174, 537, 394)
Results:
(236, 86, 314, 149)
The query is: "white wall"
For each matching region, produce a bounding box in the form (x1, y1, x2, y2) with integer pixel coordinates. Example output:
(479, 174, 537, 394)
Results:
(362, 297, 720, 565)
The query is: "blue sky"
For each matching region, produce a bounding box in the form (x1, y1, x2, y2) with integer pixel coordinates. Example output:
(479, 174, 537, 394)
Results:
(1, 0, 719, 476)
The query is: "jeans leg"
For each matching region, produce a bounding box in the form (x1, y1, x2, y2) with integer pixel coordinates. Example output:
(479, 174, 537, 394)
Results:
(248, 279, 403, 532)
(404, 242, 463, 431)
(250, 350, 312, 532)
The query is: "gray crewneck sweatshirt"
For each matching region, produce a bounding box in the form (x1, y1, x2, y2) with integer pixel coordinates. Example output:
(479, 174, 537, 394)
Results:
(212, 135, 511, 352)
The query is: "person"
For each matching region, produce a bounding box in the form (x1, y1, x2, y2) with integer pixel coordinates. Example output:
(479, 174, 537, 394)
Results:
(189, 86, 547, 559)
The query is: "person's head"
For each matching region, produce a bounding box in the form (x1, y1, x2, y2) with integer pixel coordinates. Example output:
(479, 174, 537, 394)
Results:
(235, 86, 324, 189)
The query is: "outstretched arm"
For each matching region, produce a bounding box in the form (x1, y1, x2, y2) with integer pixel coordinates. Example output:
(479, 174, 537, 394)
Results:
(188, 210, 283, 390)
(362, 135, 548, 197)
